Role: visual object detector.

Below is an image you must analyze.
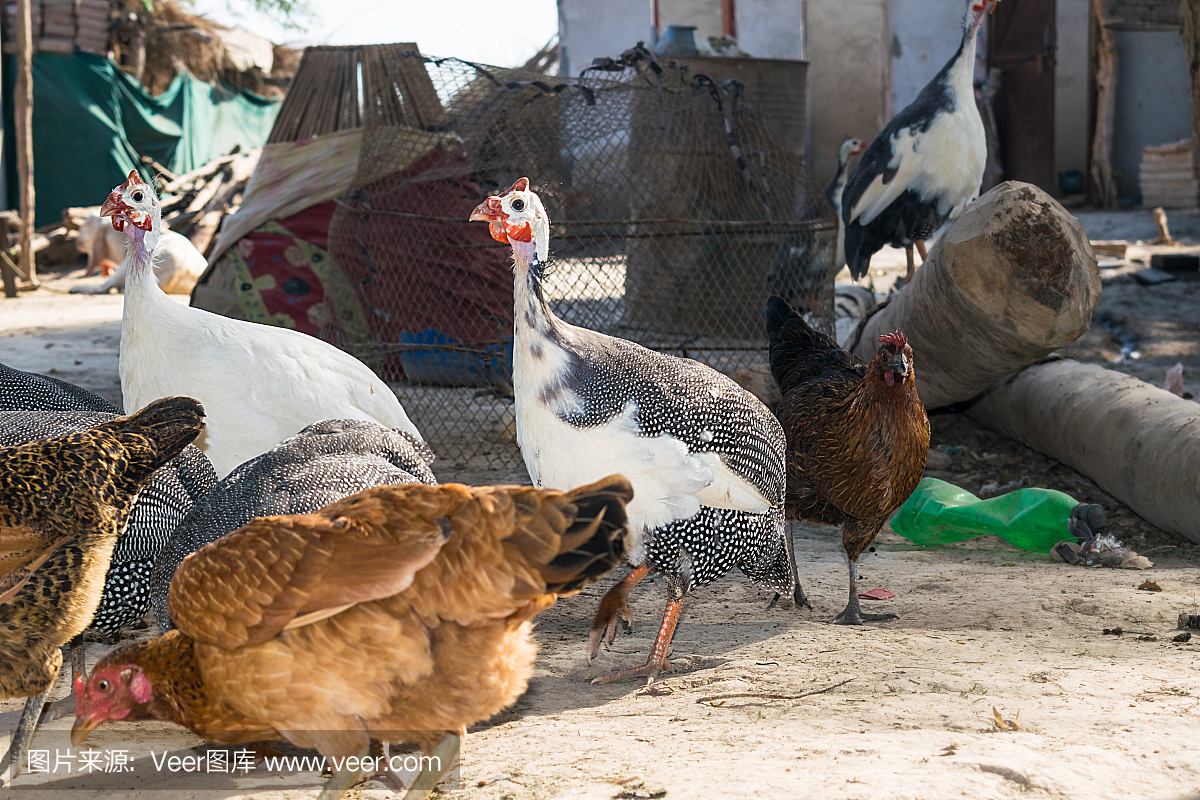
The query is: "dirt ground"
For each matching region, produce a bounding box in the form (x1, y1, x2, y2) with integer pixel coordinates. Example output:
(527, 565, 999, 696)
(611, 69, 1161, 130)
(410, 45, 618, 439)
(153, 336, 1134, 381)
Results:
(3, 209, 1200, 800)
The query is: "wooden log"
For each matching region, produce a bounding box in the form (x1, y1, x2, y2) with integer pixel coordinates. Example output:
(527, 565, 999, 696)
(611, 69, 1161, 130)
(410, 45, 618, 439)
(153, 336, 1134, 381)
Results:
(967, 358, 1200, 544)
(15, 0, 35, 286)
(160, 153, 238, 194)
(847, 182, 1101, 408)
(36, 36, 74, 53)
(185, 153, 259, 256)
(1091, 0, 1118, 207)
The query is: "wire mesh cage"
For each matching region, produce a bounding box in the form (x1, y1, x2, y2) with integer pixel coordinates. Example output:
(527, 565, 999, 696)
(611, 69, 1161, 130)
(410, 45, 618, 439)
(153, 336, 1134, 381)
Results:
(321, 44, 836, 469)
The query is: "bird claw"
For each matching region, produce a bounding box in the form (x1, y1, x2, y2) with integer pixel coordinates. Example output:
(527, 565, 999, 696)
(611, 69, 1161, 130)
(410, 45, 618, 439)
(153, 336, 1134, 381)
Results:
(587, 594, 634, 661)
(834, 609, 898, 625)
(590, 659, 671, 686)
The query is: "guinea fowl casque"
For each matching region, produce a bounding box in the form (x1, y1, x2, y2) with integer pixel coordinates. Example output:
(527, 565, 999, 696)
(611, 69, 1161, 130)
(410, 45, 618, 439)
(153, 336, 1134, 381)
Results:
(470, 179, 802, 685)
(100, 170, 425, 478)
(841, 0, 998, 283)
(766, 296, 929, 625)
(0, 364, 217, 639)
(73, 476, 633, 800)
(0, 398, 204, 786)
(150, 418, 435, 630)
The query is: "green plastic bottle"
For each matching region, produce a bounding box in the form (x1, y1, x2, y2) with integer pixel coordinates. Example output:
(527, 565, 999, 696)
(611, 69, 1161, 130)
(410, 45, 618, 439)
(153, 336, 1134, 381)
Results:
(889, 478, 1080, 552)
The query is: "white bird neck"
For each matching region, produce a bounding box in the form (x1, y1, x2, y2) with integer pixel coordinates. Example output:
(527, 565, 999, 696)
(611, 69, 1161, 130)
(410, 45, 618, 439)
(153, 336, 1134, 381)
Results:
(949, 16, 983, 102)
(122, 222, 171, 307)
(511, 237, 561, 342)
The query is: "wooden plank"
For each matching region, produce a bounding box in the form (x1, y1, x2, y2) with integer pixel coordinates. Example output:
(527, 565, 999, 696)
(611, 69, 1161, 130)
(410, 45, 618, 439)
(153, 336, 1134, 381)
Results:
(15, 0, 35, 286)
(41, 22, 75, 38)
(1090, 0, 1118, 208)
(36, 36, 73, 53)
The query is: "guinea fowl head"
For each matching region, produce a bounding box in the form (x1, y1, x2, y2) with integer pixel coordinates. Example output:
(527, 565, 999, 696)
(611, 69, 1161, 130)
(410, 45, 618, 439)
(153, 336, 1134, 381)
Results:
(71, 659, 155, 746)
(872, 331, 915, 389)
(100, 170, 162, 249)
(840, 137, 866, 163)
(469, 177, 550, 264)
(970, 0, 999, 31)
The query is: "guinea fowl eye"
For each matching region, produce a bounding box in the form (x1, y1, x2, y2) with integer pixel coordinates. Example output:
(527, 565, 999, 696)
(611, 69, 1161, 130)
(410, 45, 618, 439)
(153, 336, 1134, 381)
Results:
(97, 679, 110, 692)
(511, 199, 525, 211)
(132, 192, 144, 203)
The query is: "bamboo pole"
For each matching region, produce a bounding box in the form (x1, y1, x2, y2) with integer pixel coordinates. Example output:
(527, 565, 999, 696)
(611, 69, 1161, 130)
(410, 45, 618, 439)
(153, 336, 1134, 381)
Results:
(15, 0, 36, 286)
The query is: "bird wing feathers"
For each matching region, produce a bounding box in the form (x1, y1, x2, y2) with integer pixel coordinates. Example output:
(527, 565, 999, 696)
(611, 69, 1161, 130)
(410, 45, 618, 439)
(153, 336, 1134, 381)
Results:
(169, 478, 632, 650)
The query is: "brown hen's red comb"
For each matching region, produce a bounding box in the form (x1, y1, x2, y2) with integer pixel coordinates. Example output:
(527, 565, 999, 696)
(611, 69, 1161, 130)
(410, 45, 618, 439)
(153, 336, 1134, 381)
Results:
(880, 331, 906, 349)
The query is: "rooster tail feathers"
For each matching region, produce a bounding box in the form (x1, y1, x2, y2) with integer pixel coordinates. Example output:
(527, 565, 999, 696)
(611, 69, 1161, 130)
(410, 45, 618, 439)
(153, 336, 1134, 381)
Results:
(530, 475, 632, 596)
(100, 397, 205, 482)
(766, 296, 844, 395)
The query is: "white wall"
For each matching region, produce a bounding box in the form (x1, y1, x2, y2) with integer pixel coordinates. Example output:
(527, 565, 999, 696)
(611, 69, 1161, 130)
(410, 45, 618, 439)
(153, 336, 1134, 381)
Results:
(558, 0, 652, 76)
(658, 0, 723, 42)
(738, 0, 805, 60)
(891, 0, 970, 111)
(1054, 0, 1090, 185)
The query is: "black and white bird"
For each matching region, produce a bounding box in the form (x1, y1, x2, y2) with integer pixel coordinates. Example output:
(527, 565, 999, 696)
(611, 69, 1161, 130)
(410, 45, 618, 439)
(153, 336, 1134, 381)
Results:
(823, 136, 867, 272)
(149, 419, 436, 630)
(471, 179, 803, 685)
(842, 0, 998, 284)
(0, 364, 216, 638)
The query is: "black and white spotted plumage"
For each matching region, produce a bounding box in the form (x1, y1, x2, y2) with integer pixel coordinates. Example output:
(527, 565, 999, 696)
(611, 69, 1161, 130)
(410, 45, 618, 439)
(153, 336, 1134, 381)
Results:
(472, 183, 799, 605)
(150, 419, 436, 631)
(0, 362, 119, 413)
(0, 410, 216, 636)
(841, 0, 993, 280)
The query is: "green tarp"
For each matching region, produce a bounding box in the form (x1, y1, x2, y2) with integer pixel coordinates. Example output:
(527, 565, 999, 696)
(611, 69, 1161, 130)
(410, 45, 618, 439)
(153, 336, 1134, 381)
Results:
(4, 51, 279, 226)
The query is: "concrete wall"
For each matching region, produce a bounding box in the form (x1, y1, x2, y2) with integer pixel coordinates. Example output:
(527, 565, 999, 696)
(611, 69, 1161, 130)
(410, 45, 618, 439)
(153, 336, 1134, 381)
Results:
(558, 0, 651, 76)
(891, 0, 969, 110)
(807, 0, 889, 184)
(658, 0, 722, 42)
(1112, 29, 1193, 203)
(738, 0, 805, 59)
(1054, 0, 1090, 185)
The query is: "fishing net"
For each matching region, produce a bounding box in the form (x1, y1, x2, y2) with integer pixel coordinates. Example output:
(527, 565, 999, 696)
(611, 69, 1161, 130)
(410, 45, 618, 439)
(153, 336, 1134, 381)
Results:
(323, 43, 835, 470)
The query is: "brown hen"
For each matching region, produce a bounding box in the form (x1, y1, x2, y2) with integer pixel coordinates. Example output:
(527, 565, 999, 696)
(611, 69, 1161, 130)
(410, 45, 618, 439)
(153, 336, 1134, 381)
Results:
(766, 296, 929, 625)
(0, 397, 205, 786)
(74, 476, 632, 799)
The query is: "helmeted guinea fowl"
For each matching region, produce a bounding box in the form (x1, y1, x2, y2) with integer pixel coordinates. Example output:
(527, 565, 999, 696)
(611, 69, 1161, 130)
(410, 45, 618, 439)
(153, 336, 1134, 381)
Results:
(99, 171, 425, 478)
(470, 178, 803, 685)
(150, 419, 435, 631)
(0, 397, 204, 787)
(824, 136, 866, 272)
(842, 0, 998, 284)
(0, 363, 217, 638)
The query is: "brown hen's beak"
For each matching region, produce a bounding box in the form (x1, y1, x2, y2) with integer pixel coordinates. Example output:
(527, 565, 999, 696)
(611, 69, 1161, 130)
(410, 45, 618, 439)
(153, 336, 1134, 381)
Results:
(71, 714, 100, 748)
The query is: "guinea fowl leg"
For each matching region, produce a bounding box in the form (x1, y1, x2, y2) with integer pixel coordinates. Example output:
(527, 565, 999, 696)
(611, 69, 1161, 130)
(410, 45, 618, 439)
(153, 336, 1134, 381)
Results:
(587, 563, 650, 660)
(903, 245, 917, 283)
(0, 692, 50, 787)
(591, 577, 685, 685)
(916, 239, 928, 262)
(401, 731, 461, 800)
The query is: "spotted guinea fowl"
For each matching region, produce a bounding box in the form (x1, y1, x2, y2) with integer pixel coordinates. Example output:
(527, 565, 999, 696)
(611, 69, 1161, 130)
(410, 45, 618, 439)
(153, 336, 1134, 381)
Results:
(0, 397, 204, 787)
(150, 419, 435, 631)
(0, 363, 217, 638)
(842, 0, 998, 284)
(74, 477, 633, 800)
(470, 178, 802, 685)
(99, 171, 424, 478)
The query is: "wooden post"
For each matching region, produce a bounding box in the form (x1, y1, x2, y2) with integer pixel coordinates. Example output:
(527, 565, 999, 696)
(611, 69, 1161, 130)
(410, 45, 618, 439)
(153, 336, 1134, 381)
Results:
(0, 45, 10, 299)
(1090, 0, 1117, 208)
(1181, 0, 1200, 180)
(15, 0, 36, 286)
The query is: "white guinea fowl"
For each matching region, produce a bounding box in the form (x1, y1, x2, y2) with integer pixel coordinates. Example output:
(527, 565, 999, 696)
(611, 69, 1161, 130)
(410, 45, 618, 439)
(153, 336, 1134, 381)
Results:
(842, 0, 999, 283)
(824, 135, 866, 271)
(470, 178, 803, 685)
(101, 171, 424, 478)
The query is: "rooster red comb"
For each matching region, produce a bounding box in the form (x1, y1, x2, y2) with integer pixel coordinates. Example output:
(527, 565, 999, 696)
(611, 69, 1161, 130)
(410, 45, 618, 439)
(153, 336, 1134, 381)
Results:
(118, 170, 147, 191)
(879, 331, 907, 349)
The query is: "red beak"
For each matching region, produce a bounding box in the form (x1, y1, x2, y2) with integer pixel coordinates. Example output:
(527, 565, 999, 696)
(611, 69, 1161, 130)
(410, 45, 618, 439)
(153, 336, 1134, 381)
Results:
(100, 191, 131, 232)
(469, 196, 510, 244)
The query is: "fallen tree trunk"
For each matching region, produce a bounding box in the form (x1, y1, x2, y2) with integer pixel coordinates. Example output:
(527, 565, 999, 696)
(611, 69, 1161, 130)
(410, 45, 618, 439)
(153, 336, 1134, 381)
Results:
(967, 358, 1200, 544)
(848, 181, 1101, 408)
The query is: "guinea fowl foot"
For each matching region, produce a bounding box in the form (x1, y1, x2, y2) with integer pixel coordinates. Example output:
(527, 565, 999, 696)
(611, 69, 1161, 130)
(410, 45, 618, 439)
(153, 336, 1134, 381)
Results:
(834, 607, 899, 625)
(591, 595, 683, 685)
(587, 564, 650, 662)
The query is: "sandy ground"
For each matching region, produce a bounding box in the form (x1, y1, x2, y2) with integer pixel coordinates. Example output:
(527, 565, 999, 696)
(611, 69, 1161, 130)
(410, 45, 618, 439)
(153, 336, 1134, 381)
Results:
(3, 212, 1200, 800)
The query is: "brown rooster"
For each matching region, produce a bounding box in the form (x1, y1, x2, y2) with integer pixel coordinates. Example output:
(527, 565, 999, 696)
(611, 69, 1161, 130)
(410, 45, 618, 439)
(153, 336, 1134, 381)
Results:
(0, 397, 205, 786)
(73, 476, 633, 799)
(766, 295, 929, 625)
